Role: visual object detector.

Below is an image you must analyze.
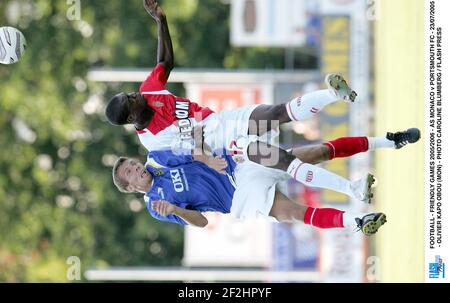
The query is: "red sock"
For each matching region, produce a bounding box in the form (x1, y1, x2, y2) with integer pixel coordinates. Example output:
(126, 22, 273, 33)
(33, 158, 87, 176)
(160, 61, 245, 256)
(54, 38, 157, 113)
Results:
(303, 207, 344, 228)
(324, 137, 369, 160)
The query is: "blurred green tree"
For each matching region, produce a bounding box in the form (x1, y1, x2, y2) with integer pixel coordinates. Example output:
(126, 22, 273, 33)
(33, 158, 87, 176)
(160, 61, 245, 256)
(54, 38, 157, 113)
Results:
(0, 0, 316, 281)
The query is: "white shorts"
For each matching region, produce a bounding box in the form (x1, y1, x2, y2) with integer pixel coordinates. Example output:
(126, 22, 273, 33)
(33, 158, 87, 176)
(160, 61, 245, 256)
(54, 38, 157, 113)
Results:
(203, 104, 260, 152)
(203, 104, 289, 221)
(230, 161, 290, 221)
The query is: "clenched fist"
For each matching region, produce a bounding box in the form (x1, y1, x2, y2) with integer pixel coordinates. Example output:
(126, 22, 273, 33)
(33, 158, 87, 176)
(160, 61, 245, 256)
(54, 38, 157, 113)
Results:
(143, 0, 165, 21)
(152, 200, 176, 217)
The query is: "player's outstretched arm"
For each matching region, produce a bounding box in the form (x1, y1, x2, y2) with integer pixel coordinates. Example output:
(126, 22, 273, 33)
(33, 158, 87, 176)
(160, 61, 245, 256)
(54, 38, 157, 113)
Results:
(152, 200, 208, 227)
(191, 126, 228, 174)
(143, 0, 174, 79)
(193, 152, 228, 175)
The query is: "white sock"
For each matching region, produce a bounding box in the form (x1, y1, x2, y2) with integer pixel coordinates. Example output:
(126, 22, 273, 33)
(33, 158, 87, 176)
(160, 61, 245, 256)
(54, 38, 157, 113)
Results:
(287, 159, 355, 198)
(342, 212, 368, 228)
(367, 137, 395, 151)
(285, 89, 338, 121)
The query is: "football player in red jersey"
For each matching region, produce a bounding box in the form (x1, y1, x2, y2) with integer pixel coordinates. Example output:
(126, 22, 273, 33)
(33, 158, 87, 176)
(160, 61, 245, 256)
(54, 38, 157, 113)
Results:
(105, 0, 360, 154)
(105, 0, 421, 208)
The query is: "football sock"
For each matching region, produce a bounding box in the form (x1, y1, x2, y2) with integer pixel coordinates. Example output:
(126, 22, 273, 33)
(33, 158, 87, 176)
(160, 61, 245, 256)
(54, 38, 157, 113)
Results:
(324, 137, 369, 160)
(367, 137, 396, 150)
(342, 211, 367, 229)
(287, 159, 355, 199)
(303, 207, 344, 228)
(285, 89, 339, 121)
(303, 207, 366, 229)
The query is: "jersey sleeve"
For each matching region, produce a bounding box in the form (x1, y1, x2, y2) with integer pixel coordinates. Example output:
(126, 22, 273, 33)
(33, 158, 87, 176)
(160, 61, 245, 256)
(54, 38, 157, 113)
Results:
(189, 100, 205, 113)
(148, 150, 194, 167)
(149, 209, 187, 226)
(139, 63, 167, 93)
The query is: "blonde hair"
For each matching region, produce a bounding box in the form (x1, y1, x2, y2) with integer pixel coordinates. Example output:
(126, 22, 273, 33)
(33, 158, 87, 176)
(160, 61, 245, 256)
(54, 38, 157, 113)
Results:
(112, 157, 133, 193)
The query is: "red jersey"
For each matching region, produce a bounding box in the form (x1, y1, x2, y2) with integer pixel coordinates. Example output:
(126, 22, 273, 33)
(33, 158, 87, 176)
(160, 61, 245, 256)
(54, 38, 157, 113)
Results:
(137, 64, 214, 151)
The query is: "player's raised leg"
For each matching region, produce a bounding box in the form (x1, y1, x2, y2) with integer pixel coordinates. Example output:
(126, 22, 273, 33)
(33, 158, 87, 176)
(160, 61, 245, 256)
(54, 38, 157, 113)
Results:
(243, 140, 374, 202)
(248, 73, 357, 136)
(291, 128, 421, 164)
(269, 191, 386, 235)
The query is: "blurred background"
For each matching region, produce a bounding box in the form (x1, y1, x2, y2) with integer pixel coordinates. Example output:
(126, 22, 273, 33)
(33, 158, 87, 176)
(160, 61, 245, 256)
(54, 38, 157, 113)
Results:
(0, 0, 423, 282)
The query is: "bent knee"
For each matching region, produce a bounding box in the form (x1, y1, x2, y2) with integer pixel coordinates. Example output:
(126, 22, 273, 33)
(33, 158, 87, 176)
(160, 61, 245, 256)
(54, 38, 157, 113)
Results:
(269, 104, 290, 122)
(319, 144, 331, 161)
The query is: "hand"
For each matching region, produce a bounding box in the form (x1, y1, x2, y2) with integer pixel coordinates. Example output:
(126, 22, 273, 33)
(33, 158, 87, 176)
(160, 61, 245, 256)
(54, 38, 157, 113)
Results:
(192, 125, 205, 149)
(206, 156, 228, 175)
(143, 0, 165, 21)
(152, 200, 176, 217)
(233, 156, 245, 163)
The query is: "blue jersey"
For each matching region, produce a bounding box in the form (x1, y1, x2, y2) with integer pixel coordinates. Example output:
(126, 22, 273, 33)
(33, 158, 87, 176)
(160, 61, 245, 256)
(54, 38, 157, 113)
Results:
(144, 149, 237, 225)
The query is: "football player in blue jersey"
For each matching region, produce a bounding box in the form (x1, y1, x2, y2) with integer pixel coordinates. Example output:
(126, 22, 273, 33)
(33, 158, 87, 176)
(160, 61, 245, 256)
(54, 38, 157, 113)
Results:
(111, 137, 404, 236)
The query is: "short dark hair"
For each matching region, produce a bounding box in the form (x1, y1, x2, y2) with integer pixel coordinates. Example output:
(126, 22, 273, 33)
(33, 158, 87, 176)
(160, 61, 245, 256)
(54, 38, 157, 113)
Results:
(112, 157, 132, 193)
(105, 93, 130, 125)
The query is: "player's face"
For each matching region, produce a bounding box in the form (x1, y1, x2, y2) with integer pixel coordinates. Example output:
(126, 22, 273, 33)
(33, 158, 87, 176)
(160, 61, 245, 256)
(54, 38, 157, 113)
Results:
(118, 159, 152, 192)
(126, 92, 146, 124)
